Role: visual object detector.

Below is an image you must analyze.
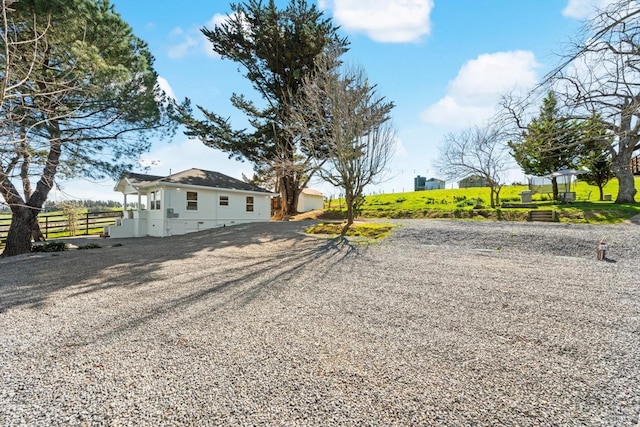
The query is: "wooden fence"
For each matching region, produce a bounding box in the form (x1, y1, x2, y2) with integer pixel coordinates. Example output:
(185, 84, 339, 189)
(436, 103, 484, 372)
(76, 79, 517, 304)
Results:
(632, 154, 640, 175)
(0, 210, 123, 246)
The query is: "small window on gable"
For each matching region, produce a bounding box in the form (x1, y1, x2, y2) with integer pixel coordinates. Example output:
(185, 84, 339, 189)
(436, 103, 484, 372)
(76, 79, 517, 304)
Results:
(150, 191, 156, 210)
(187, 191, 198, 210)
(246, 196, 254, 212)
(219, 195, 229, 206)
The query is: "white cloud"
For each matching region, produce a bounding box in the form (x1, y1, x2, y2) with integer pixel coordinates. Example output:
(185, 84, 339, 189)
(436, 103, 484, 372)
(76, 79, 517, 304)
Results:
(322, 0, 434, 43)
(167, 14, 228, 59)
(156, 76, 176, 100)
(562, 0, 613, 19)
(394, 137, 408, 158)
(421, 51, 540, 128)
(167, 27, 202, 59)
(207, 13, 229, 28)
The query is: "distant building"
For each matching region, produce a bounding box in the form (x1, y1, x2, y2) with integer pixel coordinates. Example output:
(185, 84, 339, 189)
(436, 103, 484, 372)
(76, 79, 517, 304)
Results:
(297, 188, 324, 212)
(458, 175, 489, 188)
(414, 176, 445, 191)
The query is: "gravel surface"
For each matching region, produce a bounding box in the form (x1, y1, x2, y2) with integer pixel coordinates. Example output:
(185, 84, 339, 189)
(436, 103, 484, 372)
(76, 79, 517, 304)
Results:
(1, 219, 639, 426)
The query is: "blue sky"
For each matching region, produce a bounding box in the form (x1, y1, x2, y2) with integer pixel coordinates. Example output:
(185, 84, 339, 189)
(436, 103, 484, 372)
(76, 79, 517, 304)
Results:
(54, 0, 609, 201)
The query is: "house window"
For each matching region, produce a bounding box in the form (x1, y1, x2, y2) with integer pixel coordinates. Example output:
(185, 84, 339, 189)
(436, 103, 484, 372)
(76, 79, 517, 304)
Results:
(246, 196, 254, 212)
(187, 191, 198, 210)
(155, 190, 161, 210)
(150, 191, 156, 210)
(219, 195, 229, 206)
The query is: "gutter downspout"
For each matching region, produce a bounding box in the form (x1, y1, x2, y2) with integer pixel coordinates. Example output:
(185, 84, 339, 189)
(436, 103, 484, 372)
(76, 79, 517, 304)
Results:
(136, 189, 142, 237)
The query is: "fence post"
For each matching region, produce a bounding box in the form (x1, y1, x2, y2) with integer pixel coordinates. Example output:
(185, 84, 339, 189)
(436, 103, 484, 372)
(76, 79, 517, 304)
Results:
(85, 212, 89, 235)
(45, 216, 48, 239)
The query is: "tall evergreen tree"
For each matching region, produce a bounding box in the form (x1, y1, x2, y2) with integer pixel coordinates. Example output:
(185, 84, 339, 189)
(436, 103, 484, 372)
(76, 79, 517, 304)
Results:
(508, 92, 582, 200)
(177, 0, 348, 216)
(0, 0, 174, 256)
(578, 116, 614, 201)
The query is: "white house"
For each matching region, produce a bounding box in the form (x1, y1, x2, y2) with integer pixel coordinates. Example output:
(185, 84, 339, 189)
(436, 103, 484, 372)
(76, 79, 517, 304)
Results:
(107, 168, 275, 238)
(297, 188, 324, 212)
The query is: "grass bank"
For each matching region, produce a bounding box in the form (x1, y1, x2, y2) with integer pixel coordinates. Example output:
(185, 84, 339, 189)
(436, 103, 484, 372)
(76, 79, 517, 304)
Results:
(321, 178, 640, 224)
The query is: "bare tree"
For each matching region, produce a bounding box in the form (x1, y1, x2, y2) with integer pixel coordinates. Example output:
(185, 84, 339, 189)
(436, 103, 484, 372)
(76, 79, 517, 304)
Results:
(543, 0, 640, 203)
(288, 56, 395, 232)
(435, 122, 513, 208)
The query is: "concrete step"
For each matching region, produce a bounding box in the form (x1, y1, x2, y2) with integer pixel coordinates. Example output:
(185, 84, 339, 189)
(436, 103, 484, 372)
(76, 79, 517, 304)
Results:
(528, 210, 556, 222)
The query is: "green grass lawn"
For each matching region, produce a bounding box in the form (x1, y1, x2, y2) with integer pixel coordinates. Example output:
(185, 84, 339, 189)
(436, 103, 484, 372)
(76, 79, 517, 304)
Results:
(323, 177, 640, 224)
(305, 222, 396, 240)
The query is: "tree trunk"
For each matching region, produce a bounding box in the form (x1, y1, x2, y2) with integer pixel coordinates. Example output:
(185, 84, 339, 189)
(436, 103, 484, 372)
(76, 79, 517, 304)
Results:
(342, 206, 354, 235)
(612, 155, 637, 203)
(551, 177, 559, 201)
(493, 187, 501, 208)
(1, 206, 39, 257)
(489, 185, 502, 208)
(32, 222, 46, 242)
(341, 192, 355, 235)
(598, 185, 604, 201)
(279, 175, 300, 216)
(1, 125, 63, 256)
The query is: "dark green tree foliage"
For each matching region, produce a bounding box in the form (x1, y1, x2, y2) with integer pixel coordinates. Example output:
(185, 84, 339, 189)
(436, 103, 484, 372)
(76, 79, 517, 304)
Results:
(509, 92, 582, 200)
(179, 0, 348, 215)
(0, 0, 173, 256)
(578, 116, 614, 201)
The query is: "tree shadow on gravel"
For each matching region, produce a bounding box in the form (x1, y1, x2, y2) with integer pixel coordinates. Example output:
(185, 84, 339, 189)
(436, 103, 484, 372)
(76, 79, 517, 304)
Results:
(0, 221, 360, 314)
(96, 234, 360, 340)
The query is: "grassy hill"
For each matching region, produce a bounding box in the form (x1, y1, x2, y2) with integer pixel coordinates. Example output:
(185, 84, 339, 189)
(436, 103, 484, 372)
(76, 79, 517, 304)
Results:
(323, 178, 640, 224)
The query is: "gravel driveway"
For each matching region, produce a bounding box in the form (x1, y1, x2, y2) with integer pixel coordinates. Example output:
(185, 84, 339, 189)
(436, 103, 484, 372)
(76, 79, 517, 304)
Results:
(1, 219, 639, 426)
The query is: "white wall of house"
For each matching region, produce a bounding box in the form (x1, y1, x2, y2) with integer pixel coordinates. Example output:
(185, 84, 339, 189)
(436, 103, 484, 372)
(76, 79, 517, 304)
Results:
(108, 185, 272, 238)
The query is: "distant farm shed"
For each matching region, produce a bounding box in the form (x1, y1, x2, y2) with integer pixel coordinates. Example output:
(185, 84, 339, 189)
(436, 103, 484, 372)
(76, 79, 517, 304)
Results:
(458, 175, 489, 188)
(415, 176, 445, 191)
(297, 188, 324, 212)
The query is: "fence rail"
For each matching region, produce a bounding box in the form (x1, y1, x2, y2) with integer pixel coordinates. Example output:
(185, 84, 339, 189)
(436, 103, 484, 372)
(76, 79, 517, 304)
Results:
(0, 210, 123, 247)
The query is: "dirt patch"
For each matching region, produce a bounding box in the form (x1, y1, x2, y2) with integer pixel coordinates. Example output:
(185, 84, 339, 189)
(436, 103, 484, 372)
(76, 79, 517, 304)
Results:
(272, 209, 346, 222)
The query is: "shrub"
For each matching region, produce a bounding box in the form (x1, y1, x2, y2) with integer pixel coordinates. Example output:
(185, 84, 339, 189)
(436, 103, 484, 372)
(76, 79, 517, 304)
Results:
(32, 241, 67, 252)
(453, 208, 465, 218)
(500, 196, 520, 203)
(59, 202, 82, 236)
(456, 198, 476, 207)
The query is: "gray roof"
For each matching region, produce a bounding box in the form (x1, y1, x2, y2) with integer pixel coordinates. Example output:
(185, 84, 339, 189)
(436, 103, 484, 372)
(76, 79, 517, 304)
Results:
(122, 168, 272, 194)
(124, 172, 165, 185)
